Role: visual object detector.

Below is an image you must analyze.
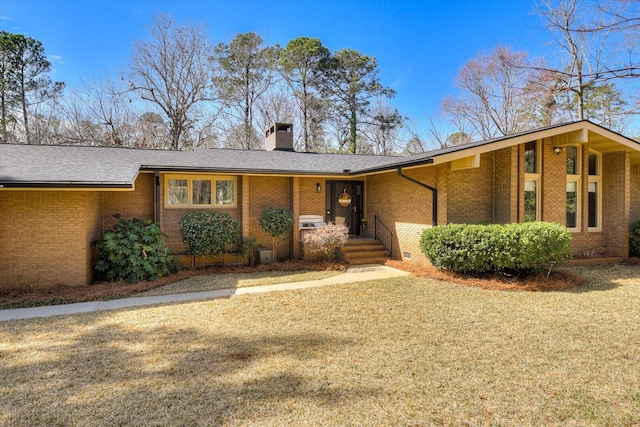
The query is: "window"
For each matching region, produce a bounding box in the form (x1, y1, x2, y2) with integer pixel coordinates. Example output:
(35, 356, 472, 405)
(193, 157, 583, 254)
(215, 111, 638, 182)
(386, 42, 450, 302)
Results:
(524, 141, 540, 221)
(565, 145, 580, 231)
(166, 175, 236, 208)
(588, 151, 601, 231)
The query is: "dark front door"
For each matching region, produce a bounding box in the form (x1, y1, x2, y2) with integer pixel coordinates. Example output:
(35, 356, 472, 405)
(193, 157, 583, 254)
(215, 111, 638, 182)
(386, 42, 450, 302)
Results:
(327, 181, 364, 235)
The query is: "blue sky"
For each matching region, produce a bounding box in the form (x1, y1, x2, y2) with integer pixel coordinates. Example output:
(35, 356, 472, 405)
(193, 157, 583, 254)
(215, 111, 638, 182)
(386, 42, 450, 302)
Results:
(0, 0, 550, 130)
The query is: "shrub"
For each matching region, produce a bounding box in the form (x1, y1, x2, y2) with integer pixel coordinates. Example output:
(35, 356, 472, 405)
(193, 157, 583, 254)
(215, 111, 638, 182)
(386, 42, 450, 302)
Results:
(302, 222, 349, 260)
(258, 208, 293, 261)
(94, 215, 178, 284)
(420, 222, 572, 276)
(630, 219, 640, 257)
(179, 212, 240, 256)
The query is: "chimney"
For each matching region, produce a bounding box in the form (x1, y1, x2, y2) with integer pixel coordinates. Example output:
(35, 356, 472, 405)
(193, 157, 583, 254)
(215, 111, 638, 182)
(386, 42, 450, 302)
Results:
(265, 123, 294, 151)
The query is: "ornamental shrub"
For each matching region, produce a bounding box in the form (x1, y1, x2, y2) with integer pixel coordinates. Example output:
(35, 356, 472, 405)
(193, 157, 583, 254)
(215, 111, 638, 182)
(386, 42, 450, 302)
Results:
(94, 215, 178, 284)
(420, 222, 572, 276)
(630, 219, 640, 257)
(179, 211, 240, 256)
(258, 208, 293, 261)
(302, 222, 349, 260)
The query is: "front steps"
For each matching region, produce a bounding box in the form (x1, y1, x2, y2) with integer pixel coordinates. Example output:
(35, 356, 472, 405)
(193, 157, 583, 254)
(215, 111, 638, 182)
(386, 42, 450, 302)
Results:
(340, 238, 391, 265)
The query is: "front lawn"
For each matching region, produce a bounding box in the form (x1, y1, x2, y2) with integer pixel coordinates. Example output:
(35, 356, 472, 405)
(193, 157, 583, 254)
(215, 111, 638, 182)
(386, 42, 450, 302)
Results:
(1, 264, 639, 425)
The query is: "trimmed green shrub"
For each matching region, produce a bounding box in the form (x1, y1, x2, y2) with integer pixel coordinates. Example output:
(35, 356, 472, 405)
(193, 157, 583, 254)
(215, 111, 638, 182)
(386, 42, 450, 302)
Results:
(179, 212, 240, 256)
(258, 208, 293, 261)
(94, 215, 178, 284)
(630, 219, 640, 257)
(420, 222, 572, 276)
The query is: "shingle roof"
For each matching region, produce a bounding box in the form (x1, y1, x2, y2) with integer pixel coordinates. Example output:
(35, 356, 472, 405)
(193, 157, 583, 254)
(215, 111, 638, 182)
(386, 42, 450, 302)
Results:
(0, 144, 400, 187)
(3, 120, 637, 188)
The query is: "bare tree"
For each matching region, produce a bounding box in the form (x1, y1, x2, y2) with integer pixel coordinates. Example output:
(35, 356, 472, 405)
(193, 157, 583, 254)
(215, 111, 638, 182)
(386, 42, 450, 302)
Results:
(534, 0, 640, 122)
(362, 97, 404, 155)
(129, 13, 215, 150)
(442, 46, 546, 139)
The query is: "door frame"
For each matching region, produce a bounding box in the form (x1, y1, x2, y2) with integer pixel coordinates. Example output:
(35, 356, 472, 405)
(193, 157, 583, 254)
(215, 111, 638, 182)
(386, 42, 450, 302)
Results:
(326, 180, 364, 235)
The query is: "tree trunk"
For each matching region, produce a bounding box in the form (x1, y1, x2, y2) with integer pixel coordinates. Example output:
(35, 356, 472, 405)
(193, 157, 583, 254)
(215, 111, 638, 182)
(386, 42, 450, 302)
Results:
(349, 108, 357, 154)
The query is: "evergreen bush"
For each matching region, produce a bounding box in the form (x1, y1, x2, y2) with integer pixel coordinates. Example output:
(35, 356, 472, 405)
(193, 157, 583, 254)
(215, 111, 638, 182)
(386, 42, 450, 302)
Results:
(630, 218, 640, 257)
(179, 211, 240, 256)
(94, 215, 178, 284)
(420, 222, 572, 276)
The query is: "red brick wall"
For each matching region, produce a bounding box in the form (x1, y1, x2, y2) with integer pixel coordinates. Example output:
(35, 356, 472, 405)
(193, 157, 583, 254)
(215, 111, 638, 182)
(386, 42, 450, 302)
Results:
(493, 147, 517, 224)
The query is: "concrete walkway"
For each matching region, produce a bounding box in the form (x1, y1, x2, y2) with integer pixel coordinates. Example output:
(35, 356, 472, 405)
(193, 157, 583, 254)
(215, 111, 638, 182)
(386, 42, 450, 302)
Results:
(0, 265, 410, 321)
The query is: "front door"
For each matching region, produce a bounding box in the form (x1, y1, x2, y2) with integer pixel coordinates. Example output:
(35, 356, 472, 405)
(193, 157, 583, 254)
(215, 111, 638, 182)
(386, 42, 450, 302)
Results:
(327, 181, 364, 235)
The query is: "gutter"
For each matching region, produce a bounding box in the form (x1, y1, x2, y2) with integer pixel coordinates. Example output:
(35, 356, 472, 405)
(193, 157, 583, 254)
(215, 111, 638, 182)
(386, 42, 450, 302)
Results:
(396, 168, 437, 227)
(0, 182, 133, 189)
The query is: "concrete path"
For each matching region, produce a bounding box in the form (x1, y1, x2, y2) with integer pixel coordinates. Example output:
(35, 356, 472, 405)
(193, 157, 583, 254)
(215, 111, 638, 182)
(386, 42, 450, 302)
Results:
(0, 265, 410, 321)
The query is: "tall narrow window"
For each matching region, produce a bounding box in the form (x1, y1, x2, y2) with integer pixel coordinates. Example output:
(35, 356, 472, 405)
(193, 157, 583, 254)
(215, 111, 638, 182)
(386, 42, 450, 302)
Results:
(565, 145, 580, 231)
(524, 180, 538, 222)
(587, 151, 601, 231)
(566, 181, 578, 228)
(524, 141, 540, 221)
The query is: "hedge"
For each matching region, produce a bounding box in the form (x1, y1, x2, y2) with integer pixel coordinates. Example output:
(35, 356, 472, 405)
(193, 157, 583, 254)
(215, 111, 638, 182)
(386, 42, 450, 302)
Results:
(419, 222, 572, 276)
(179, 212, 240, 256)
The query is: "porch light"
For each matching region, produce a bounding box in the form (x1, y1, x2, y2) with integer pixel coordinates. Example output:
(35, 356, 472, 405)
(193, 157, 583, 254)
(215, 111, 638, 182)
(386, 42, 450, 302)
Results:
(554, 146, 565, 155)
(316, 183, 322, 193)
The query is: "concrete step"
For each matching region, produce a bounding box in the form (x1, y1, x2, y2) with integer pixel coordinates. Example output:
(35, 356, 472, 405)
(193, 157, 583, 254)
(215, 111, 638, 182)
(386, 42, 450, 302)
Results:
(342, 250, 389, 259)
(347, 257, 391, 265)
(341, 244, 387, 252)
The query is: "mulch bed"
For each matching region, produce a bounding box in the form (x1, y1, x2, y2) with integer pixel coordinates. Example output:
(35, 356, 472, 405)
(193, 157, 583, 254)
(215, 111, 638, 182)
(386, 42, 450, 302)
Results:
(386, 260, 583, 291)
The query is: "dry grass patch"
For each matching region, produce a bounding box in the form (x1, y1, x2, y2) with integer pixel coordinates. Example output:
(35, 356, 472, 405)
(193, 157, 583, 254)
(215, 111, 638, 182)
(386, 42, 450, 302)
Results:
(137, 270, 344, 297)
(1, 265, 639, 425)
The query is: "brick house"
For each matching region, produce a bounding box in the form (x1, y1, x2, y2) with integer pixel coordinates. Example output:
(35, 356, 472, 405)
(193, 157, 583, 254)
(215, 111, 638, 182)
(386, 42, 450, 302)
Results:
(2, 120, 640, 289)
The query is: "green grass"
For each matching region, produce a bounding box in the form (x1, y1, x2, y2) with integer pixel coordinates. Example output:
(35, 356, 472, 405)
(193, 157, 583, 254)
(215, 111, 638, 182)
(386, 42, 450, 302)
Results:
(0, 264, 639, 426)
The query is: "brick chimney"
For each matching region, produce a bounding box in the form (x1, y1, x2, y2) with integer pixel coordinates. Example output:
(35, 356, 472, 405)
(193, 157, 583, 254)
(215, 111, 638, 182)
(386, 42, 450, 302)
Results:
(265, 123, 294, 151)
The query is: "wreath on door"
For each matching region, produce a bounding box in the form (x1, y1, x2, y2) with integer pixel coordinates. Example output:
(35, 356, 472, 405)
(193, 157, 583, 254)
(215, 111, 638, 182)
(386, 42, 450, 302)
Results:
(338, 190, 352, 207)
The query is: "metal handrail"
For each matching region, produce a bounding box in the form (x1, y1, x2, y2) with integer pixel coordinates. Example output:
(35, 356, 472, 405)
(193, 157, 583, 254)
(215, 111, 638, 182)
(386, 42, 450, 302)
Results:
(374, 215, 393, 258)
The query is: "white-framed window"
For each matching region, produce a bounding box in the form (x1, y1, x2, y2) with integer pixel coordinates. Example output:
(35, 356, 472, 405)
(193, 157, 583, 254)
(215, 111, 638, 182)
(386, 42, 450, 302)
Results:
(524, 141, 540, 222)
(165, 174, 237, 208)
(566, 145, 580, 231)
(587, 150, 602, 231)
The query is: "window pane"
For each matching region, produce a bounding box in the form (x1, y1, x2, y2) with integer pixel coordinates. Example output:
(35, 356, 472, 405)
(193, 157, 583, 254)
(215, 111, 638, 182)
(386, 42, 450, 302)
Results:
(524, 141, 537, 174)
(524, 180, 537, 222)
(168, 179, 188, 205)
(566, 145, 578, 175)
(566, 181, 578, 228)
(215, 180, 234, 205)
(588, 181, 598, 228)
(192, 180, 212, 205)
(588, 152, 599, 176)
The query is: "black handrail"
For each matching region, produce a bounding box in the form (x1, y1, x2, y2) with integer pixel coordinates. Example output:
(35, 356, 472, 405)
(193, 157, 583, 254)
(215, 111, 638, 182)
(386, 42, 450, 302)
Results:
(374, 215, 393, 258)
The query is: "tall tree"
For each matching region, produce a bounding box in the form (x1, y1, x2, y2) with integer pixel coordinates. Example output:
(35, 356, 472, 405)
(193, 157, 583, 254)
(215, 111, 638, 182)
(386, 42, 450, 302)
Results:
(362, 97, 404, 155)
(212, 32, 279, 150)
(129, 13, 215, 150)
(535, 0, 640, 122)
(279, 37, 330, 151)
(0, 31, 63, 143)
(319, 48, 395, 153)
(442, 46, 546, 139)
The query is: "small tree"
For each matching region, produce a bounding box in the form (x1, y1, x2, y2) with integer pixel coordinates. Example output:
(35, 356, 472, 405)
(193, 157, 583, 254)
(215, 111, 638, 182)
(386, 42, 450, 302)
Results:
(258, 208, 293, 261)
(301, 222, 349, 260)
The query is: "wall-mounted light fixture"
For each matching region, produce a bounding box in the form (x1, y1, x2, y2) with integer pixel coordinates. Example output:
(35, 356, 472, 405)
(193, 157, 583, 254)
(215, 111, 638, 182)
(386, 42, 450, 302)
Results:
(553, 146, 565, 155)
(316, 183, 322, 193)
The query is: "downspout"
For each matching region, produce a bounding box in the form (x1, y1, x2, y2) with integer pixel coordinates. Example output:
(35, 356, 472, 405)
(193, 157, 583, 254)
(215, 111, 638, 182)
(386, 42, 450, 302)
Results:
(396, 168, 437, 227)
(154, 171, 160, 223)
